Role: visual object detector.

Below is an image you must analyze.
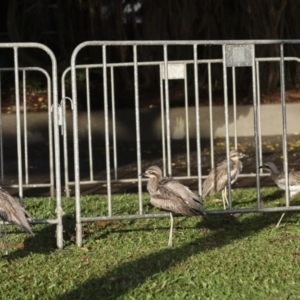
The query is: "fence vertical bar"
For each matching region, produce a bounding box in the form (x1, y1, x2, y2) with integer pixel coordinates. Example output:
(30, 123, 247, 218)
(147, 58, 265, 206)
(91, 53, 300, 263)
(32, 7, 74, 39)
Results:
(250, 45, 261, 208)
(13, 47, 23, 205)
(256, 61, 263, 174)
(49, 46, 63, 249)
(183, 66, 191, 177)
(102, 45, 112, 217)
(22, 70, 29, 184)
(232, 67, 238, 149)
(71, 48, 82, 247)
(208, 63, 215, 171)
(163, 45, 172, 176)
(159, 69, 167, 176)
(222, 45, 232, 209)
(193, 44, 202, 193)
(280, 44, 290, 207)
(47, 74, 55, 198)
(133, 45, 143, 214)
(61, 69, 70, 197)
(85, 68, 94, 181)
(110, 67, 118, 180)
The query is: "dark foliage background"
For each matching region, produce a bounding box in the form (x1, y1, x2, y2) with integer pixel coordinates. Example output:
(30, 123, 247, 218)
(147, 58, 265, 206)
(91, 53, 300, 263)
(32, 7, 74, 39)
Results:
(1, 0, 300, 107)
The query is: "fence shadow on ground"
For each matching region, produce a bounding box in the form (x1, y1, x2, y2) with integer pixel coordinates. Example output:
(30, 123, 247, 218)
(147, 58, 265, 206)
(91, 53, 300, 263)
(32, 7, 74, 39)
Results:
(57, 212, 285, 300)
(1, 224, 57, 261)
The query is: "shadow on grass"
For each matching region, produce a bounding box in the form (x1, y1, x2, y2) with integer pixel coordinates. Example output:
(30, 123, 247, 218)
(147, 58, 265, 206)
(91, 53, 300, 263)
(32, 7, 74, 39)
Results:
(260, 190, 285, 202)
(259, 190, 300, 209)
(1, 225, 56, 261)
(57, 212, 281, 300)
(2, 213, 76, 261)
(242, 189, 300, 207)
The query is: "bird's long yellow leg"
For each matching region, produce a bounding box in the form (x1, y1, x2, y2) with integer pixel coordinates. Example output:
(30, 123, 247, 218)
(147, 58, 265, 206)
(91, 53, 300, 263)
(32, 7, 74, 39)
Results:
(222, 187, 229, 210)
(274, 212, 286, 229)
(168, 213, 173, 248)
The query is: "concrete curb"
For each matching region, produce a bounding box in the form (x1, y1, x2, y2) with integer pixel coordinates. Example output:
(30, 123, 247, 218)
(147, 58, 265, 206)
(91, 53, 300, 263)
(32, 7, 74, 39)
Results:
(2, 103, 299, 143)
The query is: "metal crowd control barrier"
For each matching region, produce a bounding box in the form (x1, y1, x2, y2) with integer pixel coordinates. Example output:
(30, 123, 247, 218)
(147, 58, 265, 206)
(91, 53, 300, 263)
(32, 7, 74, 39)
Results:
(67, 40, 300, 247)
(0, 43, 63, 249)
(0, 67, 55, 195)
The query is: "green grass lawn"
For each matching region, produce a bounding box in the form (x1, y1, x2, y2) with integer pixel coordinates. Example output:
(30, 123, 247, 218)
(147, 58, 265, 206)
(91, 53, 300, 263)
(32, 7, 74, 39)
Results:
(1, 188, 300, 299)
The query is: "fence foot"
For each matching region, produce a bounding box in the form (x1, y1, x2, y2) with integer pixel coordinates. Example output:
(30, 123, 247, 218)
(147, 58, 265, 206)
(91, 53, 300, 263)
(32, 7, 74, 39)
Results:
(56, 224, 64, 249)
(76, 223, 82, 247)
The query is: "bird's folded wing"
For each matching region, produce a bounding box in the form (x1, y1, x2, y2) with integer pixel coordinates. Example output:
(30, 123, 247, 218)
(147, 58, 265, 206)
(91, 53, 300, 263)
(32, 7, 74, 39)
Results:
(151, 186, 201, 216)
(0, 209, 9, 222)
(0, 188, 34, 235)
(289, 172, 300, 186)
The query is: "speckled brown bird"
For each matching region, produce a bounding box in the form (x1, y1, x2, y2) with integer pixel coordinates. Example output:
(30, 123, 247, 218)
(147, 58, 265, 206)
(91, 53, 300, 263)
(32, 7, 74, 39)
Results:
(260, 161, 300, 228)
(0, 187, 34, 254)
(202, 150, 247, 209)
(143, 165, 205, 247)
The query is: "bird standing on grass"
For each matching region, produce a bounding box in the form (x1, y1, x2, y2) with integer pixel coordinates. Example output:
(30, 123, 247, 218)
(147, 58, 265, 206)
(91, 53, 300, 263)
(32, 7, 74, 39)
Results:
(202, 150, 247, 210)
(0, 187, 34, 254)
(142, 165, 205, 247)
(260, 161, 300, 228)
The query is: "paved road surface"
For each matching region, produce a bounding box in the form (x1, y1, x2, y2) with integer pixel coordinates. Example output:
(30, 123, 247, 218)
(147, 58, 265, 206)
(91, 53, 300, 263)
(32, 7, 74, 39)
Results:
(2, 135, 299, 197)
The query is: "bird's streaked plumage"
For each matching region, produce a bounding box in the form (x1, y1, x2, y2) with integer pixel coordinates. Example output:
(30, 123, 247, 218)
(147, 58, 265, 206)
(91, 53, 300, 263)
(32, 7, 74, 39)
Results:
(202, 150, 247, 209)
(260, 162, 300, 197)
(143, 165, 204, 247)
(0, 187, 34, 236)
(260, 161, 300, 228)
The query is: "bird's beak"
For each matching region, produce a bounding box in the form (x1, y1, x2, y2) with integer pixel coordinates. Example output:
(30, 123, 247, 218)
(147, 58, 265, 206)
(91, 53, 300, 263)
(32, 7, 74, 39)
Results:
(240, 153, 248, 158)
(259, 165, 264, 169)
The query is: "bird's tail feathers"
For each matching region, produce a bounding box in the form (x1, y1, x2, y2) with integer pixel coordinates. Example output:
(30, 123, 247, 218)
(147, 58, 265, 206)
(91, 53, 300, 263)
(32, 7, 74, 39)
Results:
(11, 213, 34, 236)
(23, 208, 34, 222)
(17, 222, 34, 236)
